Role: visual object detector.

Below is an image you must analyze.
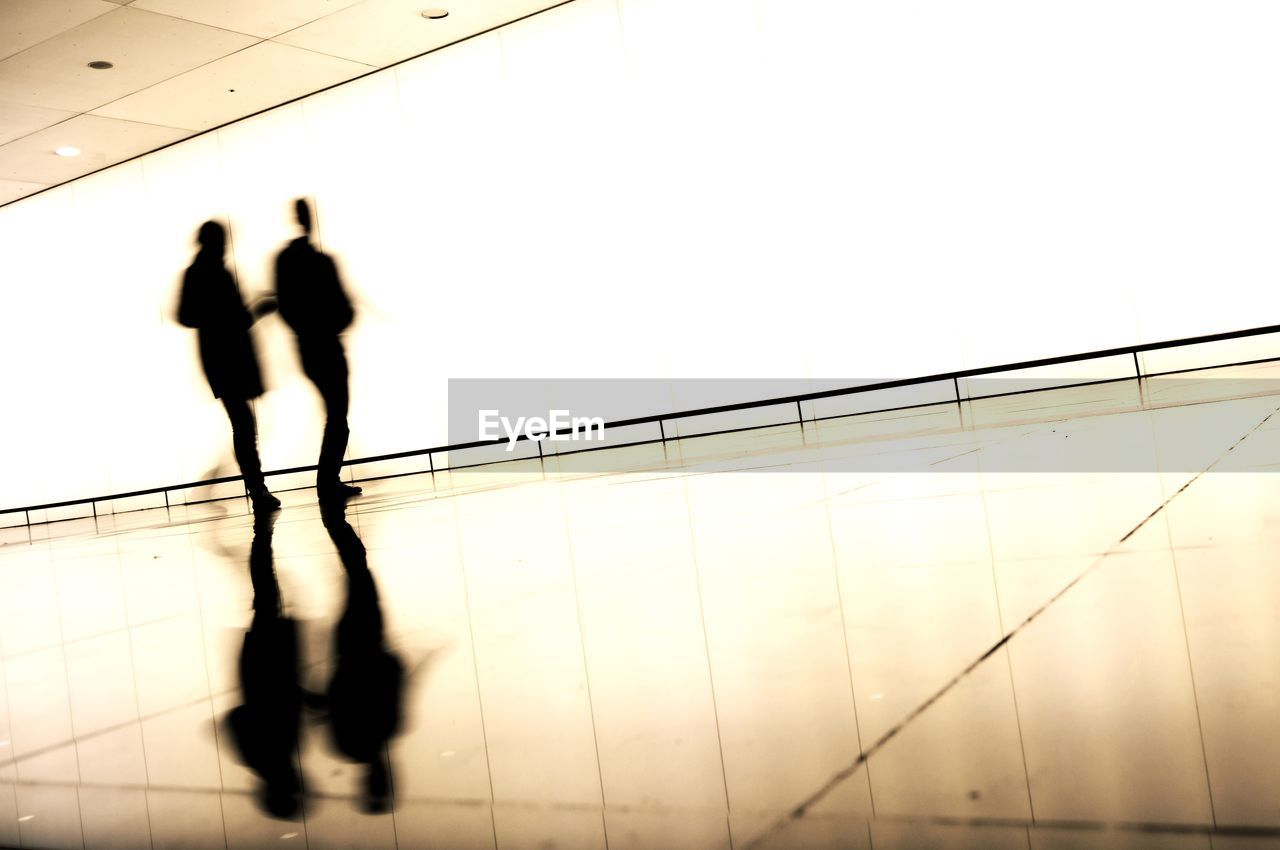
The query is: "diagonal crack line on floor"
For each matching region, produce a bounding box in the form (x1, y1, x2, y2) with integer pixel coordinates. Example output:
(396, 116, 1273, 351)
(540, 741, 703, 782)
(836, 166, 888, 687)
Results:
(742, 403, 1280, 850)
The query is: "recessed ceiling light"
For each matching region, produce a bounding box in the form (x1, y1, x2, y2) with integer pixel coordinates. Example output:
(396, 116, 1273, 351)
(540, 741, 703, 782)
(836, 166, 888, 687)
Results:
(87, 60, 113, 70)
(54, 146, 81, 157)
(421, 9, 449, 18)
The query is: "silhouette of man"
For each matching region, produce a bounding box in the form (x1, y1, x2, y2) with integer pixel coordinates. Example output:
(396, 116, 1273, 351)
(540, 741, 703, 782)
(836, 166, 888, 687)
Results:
(274, 199, 361, 501)
(178, 221, 281, 511)
(320, 498, 404, 813)
(227, 508, 303, 819)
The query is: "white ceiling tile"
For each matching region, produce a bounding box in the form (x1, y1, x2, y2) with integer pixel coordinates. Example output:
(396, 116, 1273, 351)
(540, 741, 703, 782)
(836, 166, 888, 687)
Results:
(0, 0, 118, 62)
(93, 41, 371, 131)
(0, 178, 48, 205)
(0, 101, 76, 146)
(130, 0, 366, 40)
(0, 0, 579, 198)
(0, 113, 185, 183)
(275, 0, 560, 67)
(0, 7, 257, 112)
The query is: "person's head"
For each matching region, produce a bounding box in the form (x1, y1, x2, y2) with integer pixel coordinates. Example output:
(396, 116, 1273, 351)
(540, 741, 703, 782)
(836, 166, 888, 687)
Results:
(294, 198, 313, 236)
(197, 220, 226, 256)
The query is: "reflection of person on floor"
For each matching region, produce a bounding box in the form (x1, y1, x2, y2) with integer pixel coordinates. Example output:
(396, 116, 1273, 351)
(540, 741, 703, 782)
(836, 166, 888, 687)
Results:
(320, 498, 404, 812)
(274, 199, 361, 501)
(177, 220, 281, 511)
(226, 508, 303, 818)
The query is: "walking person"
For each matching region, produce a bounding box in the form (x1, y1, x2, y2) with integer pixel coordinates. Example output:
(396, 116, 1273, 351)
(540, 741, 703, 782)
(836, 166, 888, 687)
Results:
(274, 198, 361, 501)
(178, 220, 281, 511)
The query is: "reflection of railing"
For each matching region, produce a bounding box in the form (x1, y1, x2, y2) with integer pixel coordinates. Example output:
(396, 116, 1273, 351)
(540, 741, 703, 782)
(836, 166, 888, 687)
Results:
(6, 322, 1280, 528)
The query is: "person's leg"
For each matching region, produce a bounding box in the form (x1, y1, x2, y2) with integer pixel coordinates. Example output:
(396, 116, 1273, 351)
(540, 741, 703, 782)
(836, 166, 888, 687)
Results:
(222, 397, 266, 493)
(301, 343, 359, 497)
(314, 374, 350, 490)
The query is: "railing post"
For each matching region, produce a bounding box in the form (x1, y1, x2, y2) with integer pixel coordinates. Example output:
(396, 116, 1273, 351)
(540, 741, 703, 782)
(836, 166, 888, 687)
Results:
(1133, 349, 1147, 407)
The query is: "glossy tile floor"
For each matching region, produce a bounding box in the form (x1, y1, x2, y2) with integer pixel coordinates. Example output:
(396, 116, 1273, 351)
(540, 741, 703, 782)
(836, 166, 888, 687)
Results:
(4, 372, 1280, 849)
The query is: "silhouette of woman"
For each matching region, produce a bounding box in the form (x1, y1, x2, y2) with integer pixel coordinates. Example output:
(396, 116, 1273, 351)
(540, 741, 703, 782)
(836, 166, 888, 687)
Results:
(177, 220, 280, 510)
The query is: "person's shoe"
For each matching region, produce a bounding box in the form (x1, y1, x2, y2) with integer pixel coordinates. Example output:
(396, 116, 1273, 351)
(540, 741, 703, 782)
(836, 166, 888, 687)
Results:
(250, 489, 282, 512)
(327, 481, 362, 498)
(363, 760, 391, 814)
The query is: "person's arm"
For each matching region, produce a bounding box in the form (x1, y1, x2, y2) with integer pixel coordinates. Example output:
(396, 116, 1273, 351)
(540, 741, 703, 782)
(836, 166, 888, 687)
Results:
(250, 294, 278, 322)
(227, 270, 256, 331)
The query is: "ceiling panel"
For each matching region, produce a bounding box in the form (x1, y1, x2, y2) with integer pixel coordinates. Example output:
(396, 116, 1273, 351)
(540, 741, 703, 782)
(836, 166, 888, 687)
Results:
(0, 6, 257, 112)
(0, 178, 48, 204)
(275, 0, 561, 67)
(0, 0, 584, 204)
(129, 0, 367, 40)
(0, 0, 118, 62)
(0, 113, 185, 183)
(0, 101, 76, 146)
(93, 42, 372, 131)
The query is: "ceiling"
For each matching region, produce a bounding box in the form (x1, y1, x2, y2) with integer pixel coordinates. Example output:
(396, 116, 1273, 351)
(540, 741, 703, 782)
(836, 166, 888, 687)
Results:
(0, 0, 565, 206)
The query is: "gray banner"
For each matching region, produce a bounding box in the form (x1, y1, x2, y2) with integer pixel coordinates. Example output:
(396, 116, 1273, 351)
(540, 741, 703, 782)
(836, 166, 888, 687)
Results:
(445, 377, 1280, 472)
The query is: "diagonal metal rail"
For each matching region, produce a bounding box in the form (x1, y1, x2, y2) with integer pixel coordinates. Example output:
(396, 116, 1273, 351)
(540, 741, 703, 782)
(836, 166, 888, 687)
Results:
(4, 321, 1278, 525)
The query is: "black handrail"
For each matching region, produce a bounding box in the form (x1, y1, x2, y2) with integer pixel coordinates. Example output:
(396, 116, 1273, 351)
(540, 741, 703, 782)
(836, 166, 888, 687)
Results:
(4, 321, 1278, 521)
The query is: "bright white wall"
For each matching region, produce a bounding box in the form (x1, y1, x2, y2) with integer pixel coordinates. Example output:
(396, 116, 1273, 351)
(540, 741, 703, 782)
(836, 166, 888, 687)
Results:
(2, 0, 1280, 508)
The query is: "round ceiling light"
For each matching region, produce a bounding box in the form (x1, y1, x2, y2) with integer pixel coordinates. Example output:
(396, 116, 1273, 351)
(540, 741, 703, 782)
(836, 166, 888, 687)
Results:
(54, 146, 81, 157)
(87, 60, 113, 70)
(421, 9, 449, 18)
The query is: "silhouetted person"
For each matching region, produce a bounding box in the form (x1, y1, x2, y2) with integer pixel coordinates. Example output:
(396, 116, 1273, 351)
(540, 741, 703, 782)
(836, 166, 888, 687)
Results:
(274, 199, 360, 501)
(320, 498, 404, 812)
(178, 221, 280, 511)
(226, 508, 303, 818)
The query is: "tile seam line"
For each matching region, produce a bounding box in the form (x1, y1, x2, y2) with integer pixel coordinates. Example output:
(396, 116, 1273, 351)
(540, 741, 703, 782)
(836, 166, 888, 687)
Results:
(974, 440, 1038, 824)
(0, 3, 270, 68)
(0, 28, 268, 143)
(104, 527, 158, 849)
(738, 401, 1280, 850)
(444, 496, 500, 850)
(816, 455, 877, 819)
(555, 484, 610, 850)
(676, 467, 734, 848)
(0, 4, 119, 65)
(1149, 399, 1221, 829)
